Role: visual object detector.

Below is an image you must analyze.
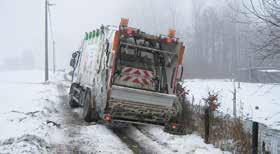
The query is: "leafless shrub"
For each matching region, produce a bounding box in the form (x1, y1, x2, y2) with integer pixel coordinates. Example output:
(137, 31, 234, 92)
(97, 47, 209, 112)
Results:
(210, 116, 252, 153)
(185, 92, 252, 153)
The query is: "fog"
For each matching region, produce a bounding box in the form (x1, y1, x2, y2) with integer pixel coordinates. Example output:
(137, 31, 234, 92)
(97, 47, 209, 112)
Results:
(0, 0, 192, 70)
(1, 0, 279, 82)
(0, 0, 132, 69)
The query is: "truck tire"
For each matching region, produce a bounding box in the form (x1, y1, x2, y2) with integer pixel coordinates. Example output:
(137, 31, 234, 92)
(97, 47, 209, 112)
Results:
(82, 89, 99, 122)
(179, 98, 188, 124)
(164, 99, 188, 135)
(69, 83, 80, 108)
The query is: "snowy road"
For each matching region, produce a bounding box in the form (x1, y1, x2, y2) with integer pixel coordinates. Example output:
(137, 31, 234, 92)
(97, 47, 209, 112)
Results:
(55, 76, 174, 154)
(0, 70, 227, 154)
(51, 76, 133, 153)
(54, 72, 227, 154)
(56, 82, 157, 153)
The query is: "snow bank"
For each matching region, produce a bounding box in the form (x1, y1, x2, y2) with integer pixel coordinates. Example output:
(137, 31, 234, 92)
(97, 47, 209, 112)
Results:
(0, 134, 52, 154)
(0, 70, 55, 139)
(0, 70, 132, 153)
(0, 70, 59, 153)
(138, 125, 229, 154)
(184, 79, 280, 130)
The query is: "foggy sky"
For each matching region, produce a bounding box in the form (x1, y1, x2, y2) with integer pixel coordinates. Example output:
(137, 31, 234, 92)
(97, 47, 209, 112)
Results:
(0, 0, 194, 69)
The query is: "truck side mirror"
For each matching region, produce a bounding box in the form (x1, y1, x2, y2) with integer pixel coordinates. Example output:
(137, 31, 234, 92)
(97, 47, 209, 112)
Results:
(72, 52, 78, 58)
(170, 67, 176, 88)
(70, 58, 76, 68)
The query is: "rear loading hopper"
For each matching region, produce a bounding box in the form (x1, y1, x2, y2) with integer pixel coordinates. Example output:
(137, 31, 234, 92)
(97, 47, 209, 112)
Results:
(107, 85, 177, 125)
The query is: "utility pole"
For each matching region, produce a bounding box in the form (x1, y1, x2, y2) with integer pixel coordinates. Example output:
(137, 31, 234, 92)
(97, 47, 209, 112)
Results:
(249, 55, 252, 82)
(53, 40, 56, 73)
(45, 0, 49, 81)
(233, 81, 237, 118)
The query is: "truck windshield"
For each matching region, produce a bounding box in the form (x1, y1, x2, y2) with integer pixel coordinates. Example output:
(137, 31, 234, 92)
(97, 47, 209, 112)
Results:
(113, 45, 167, 92)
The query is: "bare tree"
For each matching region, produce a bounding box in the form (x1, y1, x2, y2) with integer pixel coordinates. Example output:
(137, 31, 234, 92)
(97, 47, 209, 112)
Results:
(243, 0, 280, 61)
(186, 0, 247, 78)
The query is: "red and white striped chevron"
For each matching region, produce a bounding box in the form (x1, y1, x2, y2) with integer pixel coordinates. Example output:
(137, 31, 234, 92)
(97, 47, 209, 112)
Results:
(119, 67, 154, 85)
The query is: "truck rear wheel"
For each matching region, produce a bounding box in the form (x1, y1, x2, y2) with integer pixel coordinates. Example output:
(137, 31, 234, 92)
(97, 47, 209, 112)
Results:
(164, 99, 188, 135)
(69, 83, 80, 108)
(82, 89, 99, 122)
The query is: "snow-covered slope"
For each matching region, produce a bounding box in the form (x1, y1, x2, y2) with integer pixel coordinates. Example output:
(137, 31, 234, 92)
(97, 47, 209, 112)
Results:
(184, 79, 280, 130)
(0, 70, 48, 139)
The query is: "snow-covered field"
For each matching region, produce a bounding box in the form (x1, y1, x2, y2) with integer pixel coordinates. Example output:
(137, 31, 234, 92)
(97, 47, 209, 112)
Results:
(3, 70, 279, 153)
(184, 79, 280, 130)
(0, 70, 229, 154)
(0, 70, 131, 153)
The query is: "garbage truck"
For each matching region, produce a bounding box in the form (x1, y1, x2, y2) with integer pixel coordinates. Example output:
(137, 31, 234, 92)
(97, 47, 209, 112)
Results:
(69, 18, 187, 134)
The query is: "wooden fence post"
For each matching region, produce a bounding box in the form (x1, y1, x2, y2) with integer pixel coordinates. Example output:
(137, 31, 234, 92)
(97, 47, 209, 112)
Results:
(204, 107, 210, 144)
(252, 121, 259, 154)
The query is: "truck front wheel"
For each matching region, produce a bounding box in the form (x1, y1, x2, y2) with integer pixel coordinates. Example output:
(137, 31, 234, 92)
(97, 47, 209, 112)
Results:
(82, 89, 99, 122)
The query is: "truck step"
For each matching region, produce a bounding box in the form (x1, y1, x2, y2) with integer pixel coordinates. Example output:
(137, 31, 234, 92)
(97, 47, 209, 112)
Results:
(72, 96, 79, 103)
(73, 87, 81, 93)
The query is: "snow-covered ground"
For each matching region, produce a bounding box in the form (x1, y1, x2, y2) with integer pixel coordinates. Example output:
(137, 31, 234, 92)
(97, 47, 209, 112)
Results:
(0, 70, 48, 140)
(0, 70, 230, 153)
(184, 79, 280, 130)
(128, 125, 228, 154)
(0, 70, 131, 153)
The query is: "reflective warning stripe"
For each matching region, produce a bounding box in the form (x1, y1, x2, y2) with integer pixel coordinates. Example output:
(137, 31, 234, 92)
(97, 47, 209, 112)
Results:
(121, 67, 154, 79)
(119, 67, 154, 85)
(119, 75, 153, 85)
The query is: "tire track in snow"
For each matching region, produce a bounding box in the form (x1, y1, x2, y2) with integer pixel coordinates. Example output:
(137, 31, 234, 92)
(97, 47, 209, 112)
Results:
(54, 82, 95, 153)
(54, 79, 132, 154)
(134, 125, 178, 152)
(59, 73, 157, 153)
(57, 73, 171, 153)
(112, 125, 176, 154)
(112, 126, 149, 154)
